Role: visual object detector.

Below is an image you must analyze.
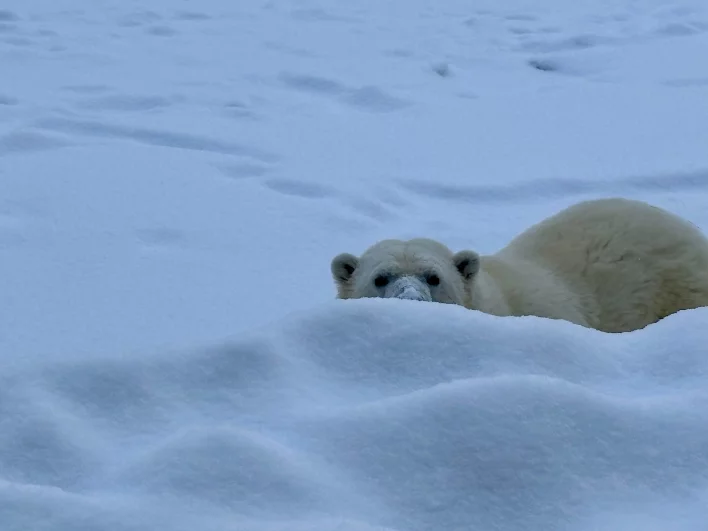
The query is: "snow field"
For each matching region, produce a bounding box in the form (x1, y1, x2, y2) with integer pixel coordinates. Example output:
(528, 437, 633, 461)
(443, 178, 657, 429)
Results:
(2, 0, 708, 529)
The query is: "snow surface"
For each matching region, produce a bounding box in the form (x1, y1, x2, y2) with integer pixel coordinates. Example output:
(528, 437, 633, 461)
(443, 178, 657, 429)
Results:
(2, 0, 708, 529)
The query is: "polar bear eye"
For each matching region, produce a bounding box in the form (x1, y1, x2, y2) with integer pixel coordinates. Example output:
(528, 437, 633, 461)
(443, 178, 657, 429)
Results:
(426, 274, 440, 286)
(374, 275, 389, 288)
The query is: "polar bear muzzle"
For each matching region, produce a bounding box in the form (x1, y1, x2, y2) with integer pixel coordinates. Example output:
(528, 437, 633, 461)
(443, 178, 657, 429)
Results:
(384, 276, 432, 302)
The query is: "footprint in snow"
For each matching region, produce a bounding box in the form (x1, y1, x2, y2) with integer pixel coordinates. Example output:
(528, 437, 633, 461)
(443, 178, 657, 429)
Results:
(279, 72, 411, 113)
(663, 77, 708, 87)
(279, 73, 347, 96)
(217, 163, 272, 180)
(146, 25, 177, 37)
(505, 14, 538, 22)
(222, 101, 259, 120)
(653, 21, 707, 38)
(173, 11, 211, 21)
(34, 117, 279, 163)
(76, 94, 173, 112)
(262, 178, 337, 200)
(516, 34, 608, 54)
(340, 86, 411, 113)
(0, 130, 70, 157)
(0, 95, 19, 105)
(340, 196, 397, 222)
(397, 169, 708, 204)
(0, 10, 18, 22)
(61, 84, 111, 94)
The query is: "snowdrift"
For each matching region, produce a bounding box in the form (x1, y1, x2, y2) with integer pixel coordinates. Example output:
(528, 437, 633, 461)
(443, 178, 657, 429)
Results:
(2, 299, 707, 531)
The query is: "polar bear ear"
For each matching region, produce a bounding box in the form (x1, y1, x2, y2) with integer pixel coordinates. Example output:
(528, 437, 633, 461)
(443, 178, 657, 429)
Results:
(331, 253, 359, 284)
(453, 250, 480, 280)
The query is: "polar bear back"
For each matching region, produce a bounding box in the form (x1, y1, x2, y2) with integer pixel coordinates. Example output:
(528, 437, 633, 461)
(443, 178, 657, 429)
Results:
(486, 198, 708, 332)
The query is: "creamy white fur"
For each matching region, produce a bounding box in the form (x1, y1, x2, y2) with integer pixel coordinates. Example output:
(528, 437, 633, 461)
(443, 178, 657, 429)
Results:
(331, 198, 708, 332)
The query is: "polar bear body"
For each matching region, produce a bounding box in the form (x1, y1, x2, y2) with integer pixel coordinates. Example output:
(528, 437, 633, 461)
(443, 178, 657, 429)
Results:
(330, 198, 708, 333)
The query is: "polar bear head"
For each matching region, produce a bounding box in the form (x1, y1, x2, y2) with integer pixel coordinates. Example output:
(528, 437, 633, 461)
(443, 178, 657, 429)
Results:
(330, 238, 480, 305)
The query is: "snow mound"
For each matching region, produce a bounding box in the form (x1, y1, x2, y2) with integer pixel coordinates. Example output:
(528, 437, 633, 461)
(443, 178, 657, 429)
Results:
(2, 300, 708, 531)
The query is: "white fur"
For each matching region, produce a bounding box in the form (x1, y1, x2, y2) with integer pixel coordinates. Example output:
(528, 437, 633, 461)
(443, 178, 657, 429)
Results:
(330, 198, 708, 333)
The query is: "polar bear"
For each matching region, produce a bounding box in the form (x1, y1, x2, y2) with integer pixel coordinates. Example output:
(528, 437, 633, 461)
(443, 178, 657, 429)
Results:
(330, 197, 708, 333)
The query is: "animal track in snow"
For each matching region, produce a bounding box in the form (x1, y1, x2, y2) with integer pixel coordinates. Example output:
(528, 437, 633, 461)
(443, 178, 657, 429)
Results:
(262, 178, 336, 199)
(0, 130, 70, 156)
(279, 73, 347, 96)
(35, 117, 278, 162)
(3, 36, 34, 48)
(653, 21, 707, 38)
(173, 11, 211, 22)
(528, 58, 560, 72)
(663, 77, 708, 87)
(340, 196, 397, 222)
(61, 84, 111, 94)
(398, 170, 708, 204)
(325, 214, 378, 232)
(279, 72, 412, 113)
(505, 3, 708, 63)
(234, 165, 400, 223)
(258, 173, 403, 224)
(375, 186, 410, 208)
(0, 10, 18, 22)
(0, 95, 18, 105)
(217, 163, 272, 180)
(221, 100, 259, 120)
(77, 94, 173, 112)
(516, 34, 610, 54)
(146, 25, 178, 37)
(526, 55, 610, 78)
(505, 14, 538, 22)
(341, 86, 411, 113)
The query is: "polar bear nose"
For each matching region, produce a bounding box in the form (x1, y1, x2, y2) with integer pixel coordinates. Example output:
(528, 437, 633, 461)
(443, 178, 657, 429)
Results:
(385, 276, 432, 302)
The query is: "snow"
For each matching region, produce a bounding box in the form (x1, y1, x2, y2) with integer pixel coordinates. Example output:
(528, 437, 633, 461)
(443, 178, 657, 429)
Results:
(1, 0, 708, 529)
(4, 301, 708, 530)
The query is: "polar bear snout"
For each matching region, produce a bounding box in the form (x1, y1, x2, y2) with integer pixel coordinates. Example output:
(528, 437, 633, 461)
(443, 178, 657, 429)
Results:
(385, 276, 432, 302)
